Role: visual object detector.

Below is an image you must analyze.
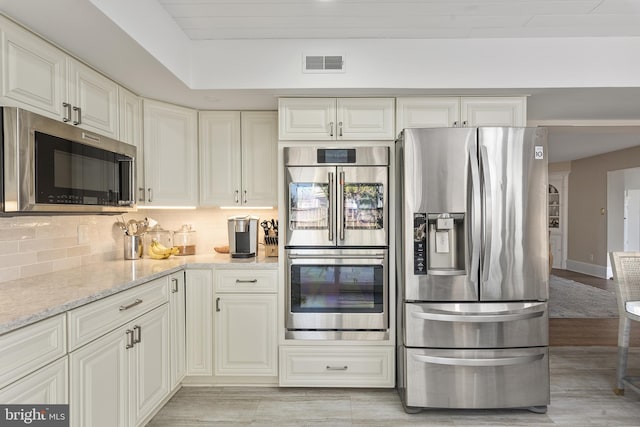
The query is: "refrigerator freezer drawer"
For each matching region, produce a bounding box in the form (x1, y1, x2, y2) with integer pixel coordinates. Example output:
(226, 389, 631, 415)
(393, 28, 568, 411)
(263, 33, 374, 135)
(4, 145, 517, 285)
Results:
(402, 347, 549, 409)
(404, 302, 548, 348)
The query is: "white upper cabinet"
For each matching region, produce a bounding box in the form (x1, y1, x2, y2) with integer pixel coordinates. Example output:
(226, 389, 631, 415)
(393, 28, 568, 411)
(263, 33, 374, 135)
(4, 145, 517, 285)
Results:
(143, 100, 198, 207)
(119, 88, 144, 204)
(396, 96, 527, 132)
(200, 111, 277, 207)
(1, 17, 120, 139)
(279, 98, 395, 140)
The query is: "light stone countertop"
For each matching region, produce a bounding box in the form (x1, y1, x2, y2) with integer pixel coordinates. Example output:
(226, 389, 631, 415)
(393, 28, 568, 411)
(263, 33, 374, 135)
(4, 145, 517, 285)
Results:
(0, 252, 278, 336)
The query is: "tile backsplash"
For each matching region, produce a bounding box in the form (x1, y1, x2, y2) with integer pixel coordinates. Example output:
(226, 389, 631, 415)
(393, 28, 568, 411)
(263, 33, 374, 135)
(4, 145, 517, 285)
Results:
(0, 208, 278, 284)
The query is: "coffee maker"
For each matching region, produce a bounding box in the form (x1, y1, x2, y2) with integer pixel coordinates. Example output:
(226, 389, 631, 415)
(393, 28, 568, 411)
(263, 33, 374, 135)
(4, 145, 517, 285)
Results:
(227, 215, 259, 258)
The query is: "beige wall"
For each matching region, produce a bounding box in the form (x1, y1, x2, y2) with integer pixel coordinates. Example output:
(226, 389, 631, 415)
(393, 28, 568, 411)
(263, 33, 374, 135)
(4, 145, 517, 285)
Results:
(549, 161, 571, 173)
(567, 145, 640, 267)
(0, 207, 277, 284)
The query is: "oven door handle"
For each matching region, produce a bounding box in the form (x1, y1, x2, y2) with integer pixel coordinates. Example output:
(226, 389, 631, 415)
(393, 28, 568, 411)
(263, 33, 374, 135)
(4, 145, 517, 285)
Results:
(288, 254, 386, 260)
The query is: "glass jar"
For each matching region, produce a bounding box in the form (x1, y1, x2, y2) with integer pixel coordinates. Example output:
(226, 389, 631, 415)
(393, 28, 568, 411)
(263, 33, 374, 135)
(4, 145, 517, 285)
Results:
(144, 224, 172, 251)
(174, 224, 196, 256)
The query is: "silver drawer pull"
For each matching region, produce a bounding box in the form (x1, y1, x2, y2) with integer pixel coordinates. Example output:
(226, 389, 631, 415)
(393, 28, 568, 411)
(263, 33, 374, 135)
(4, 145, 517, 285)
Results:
(119, 299, 143, 311)
(410, 310, 544, 323)
(412, 353, 544, 367)
(326, 365, 348, 371)
(236, 279, 258, 283)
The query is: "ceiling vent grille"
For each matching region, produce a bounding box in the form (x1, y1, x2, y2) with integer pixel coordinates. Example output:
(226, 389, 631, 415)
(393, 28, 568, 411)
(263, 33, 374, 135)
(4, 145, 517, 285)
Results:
(303, 54, 345, 73)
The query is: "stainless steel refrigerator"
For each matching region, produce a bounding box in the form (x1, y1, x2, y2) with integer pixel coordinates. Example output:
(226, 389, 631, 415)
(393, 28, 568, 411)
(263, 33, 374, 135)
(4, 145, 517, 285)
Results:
(396, 127, 550, 413)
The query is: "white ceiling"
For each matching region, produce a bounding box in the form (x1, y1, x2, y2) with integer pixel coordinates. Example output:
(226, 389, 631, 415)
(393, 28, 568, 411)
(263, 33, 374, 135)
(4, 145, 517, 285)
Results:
(158, 0, 640, 40)
(1, 0, 640, 162)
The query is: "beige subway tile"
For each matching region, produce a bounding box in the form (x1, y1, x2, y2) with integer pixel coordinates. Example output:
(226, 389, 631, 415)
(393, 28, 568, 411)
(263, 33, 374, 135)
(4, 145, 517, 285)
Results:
(0, 252, 37, 269)
(0, 267, 20, 283)
(20, 262, 53, 279)
(37, 248, 68, 262)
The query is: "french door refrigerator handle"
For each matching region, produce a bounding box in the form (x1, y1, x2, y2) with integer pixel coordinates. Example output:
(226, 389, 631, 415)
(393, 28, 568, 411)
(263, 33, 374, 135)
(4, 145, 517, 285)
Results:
(469, 145, 481, 284)
(412, 353, 544, 367)
(328, 172, 334, 242)
(339, 171, 345, 241)
(410, 310, 544, 323)
(479, 145, 492, 283)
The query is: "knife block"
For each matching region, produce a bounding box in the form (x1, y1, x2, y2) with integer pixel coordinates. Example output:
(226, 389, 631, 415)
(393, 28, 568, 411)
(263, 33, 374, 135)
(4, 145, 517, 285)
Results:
(264, 234, 278, 257)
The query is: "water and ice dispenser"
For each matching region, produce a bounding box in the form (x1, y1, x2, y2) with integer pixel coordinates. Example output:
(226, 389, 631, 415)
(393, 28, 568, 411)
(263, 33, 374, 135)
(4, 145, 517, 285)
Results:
(413, 213, 465, 274)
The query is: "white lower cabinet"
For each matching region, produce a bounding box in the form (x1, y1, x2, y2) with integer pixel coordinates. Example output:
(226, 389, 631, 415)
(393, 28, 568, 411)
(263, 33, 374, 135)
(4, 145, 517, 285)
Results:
(215, 294, 278, 376)
(169, 271, 187, 388)
(279, 346, 394, 388)
(70, 304, 170, 427)
(0, 357, 68, 404)
(214, 268, 278, 378)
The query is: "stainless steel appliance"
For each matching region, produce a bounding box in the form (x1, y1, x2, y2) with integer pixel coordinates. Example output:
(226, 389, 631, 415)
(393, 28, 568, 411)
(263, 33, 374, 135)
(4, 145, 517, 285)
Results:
(0, 107, 136, 214)
(228, 215, 259, 258)
(396, 127, 549, 412)
(284, 146, 389, 339)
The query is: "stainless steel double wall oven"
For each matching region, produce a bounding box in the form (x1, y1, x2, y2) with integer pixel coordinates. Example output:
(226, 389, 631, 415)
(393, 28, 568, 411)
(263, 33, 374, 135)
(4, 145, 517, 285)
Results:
(283, 146, 389, 340)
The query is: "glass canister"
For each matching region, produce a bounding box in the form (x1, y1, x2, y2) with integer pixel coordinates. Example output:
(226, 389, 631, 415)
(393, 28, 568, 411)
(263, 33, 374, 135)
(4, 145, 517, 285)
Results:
(174, 224, 196, 256)
(144, 224, 173, 250)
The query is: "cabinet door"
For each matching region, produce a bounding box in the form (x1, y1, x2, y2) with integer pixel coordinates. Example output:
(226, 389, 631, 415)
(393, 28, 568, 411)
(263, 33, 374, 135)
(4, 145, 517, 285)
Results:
(119, 87, 144, 204)
(396, 97, 460, 130)
(460, 97, 526, 127)
(143, 100, 198, 206)
(185, 269, 214, 376)
(67, 58, 119, 138)
(199, 111, 241, 206)
(70, 326, 129, 427)
(129, 305, 170, 426)
(337, 98, 395, 140)
(169, 272, 186, 389)
(241, 111, 278, 206)
(215, 294, 277, 376)
(0, 357, 68, 404)
(1, 17, 67, 120)
(278, 98, 336, 140)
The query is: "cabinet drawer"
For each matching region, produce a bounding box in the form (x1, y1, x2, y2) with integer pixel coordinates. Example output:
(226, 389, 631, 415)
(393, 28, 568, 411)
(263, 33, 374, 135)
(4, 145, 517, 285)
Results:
(215, 269, 277, 293)
(279, 346, 394, 387)
(68, 276, 169, 350)
(0, 314, 66, 389)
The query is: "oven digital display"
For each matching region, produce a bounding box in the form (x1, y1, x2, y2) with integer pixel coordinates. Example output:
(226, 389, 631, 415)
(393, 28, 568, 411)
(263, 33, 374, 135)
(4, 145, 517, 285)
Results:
(317, 149, 356, 164)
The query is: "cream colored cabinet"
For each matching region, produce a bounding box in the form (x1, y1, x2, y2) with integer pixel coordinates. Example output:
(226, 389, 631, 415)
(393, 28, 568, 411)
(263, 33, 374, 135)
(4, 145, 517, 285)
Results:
(279, 98, 395, 140)
(119, 87, 144, 204)
(169, 271, 187, 389)
(396, 96, 527, 131)
(199, 111, 277, 207)
(185, 269, 214, 376)
(70, 304, 170, 427)
(0, 357, 68, 404)
(214, 268, 278, 377)
(1, 17, 119, 138)
(143, 100, 198, 207)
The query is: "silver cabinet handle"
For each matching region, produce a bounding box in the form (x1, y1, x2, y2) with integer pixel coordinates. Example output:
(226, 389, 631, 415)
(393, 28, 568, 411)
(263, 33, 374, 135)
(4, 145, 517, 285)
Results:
(234, 190, 239, 204)
(119, 298, 143, 311)
(326, 365, 348, 371)
(243, 190, 247, 204)
(462, 120, 468, 127)
(338, 121, 343, 137)
(72, 106, 81, 125)
(133, 325, 142, 344)
(236, 279, 258, 283)
(125, 329, 134, 349)
(171, 278, 179, 293)
(452, 120, 458, 127)
(216, 297, 221, 312)
(147, 188, 153, 203)
(139, 188, 146, 202)
(329, 121, 334, 137)
(62, 102, 72, 122)
(412, 353, 544, 367)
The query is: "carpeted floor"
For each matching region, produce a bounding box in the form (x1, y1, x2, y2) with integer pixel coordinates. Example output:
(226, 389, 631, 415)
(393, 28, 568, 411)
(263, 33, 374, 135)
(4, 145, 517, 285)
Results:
(549, 274, 618, 318)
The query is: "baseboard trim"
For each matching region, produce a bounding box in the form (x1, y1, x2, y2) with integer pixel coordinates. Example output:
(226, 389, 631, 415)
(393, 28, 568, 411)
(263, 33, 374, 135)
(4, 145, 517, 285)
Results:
(566, 259, 607, 278)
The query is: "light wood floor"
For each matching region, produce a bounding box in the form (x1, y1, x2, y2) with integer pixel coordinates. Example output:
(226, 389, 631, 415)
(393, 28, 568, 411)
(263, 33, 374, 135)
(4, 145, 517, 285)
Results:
(550, 269, 640, 346)
(149, 347, 640, 426)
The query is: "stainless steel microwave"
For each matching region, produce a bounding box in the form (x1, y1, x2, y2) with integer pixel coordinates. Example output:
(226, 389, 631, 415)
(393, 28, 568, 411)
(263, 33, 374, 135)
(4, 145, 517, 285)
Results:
(1, 107, 136, 214)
